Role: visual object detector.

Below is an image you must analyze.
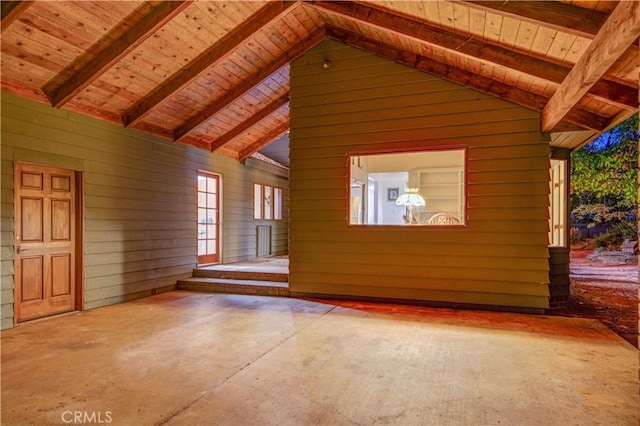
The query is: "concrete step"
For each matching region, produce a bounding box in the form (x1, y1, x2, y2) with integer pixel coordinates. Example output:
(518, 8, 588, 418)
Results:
(193, 269, 288, 282)
(177, 277, 290, 297)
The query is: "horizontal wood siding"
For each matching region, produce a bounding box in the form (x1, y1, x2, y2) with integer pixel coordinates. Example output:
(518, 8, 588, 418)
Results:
(549, 247, 570, 300)
(548, 148, 571, 308)
(1, 157, 14, 330)
(289, 40, 550, 310)
(0, 92, 288, 328)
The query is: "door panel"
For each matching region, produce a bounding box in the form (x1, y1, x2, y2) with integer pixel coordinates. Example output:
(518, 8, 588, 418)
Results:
(20, 257, 43, 301)
(21, 172, 43, 189)
(51, 175, 70, 191)
(51, 254, 71, 296)
(21, 198, 43, 241)
(51, 199, 71, 240)
(15, 163, 76, 322)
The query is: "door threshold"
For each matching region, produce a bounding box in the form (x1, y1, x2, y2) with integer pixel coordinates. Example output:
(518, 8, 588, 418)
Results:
(17, 310, 79, 325)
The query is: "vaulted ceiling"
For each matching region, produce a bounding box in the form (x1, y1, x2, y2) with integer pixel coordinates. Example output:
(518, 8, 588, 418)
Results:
(1, 1, 638, 164)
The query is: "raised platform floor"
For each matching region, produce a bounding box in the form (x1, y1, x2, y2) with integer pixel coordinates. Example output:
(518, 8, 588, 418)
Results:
(177, 256, 291, 296)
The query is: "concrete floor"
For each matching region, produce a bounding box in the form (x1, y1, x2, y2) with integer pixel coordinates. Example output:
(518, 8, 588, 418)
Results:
(1, 291, 638, 425)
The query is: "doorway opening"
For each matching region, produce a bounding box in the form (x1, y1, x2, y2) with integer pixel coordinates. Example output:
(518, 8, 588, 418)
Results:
(14, 162, 82, 323)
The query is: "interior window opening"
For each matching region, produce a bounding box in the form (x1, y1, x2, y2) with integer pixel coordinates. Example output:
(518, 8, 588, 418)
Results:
(254, 183, 283, 221)
(349, 149, 466, 226)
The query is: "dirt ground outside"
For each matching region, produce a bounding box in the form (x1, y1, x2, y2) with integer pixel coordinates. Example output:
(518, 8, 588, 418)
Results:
(555, 249, 639, 348)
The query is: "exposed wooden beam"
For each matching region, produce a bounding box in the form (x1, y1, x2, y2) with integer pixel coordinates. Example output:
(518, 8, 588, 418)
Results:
(238, 121, 290, 162)
(123, 1, 296, 128)
(542, 1, 640, 132)
(309, 0, 637, 109)
(1, 1, 33, 32)
(173, 28, 324, 142)
(178, 136, 212, 152)
(210, 94, 289, 152)
(43, 1, 192, 108)
(464, 0, 607, 39)
(327, 26, 608, 132)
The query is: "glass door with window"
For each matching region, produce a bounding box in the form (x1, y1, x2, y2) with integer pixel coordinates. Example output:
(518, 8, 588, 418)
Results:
(197, 171, 220, 264)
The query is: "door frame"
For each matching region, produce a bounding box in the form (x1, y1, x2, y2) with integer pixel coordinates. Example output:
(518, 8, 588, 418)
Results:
(13, 162, 84, 325)
(197, 170, 222, 266)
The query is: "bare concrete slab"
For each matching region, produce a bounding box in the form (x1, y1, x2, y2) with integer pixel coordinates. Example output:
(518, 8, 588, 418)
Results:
(2, 291, 638, 425)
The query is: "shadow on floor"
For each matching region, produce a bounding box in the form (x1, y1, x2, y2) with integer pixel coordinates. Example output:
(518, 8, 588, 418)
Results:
(554, 249, 639, 348)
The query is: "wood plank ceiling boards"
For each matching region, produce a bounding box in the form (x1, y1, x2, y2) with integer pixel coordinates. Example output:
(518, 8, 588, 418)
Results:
(1, 0, 638, 159)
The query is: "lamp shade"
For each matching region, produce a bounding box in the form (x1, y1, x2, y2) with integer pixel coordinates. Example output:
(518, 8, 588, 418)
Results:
(395, 188, 425, 207)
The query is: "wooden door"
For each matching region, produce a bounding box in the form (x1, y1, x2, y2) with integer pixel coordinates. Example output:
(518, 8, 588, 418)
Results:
(197, 171, 220, 265)
(15, 163, 76, 322)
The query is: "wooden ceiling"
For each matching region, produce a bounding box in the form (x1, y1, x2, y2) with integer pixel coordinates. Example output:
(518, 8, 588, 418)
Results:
(1, 1, 638, 163)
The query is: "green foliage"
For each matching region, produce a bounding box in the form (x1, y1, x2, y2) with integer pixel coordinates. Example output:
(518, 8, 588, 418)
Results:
(570, 114, 638, 249)
(572, 203, 637, 248)
(571, 113, 638, 208)
(571, 203, 637, 229)
(594, 222, 637, 249)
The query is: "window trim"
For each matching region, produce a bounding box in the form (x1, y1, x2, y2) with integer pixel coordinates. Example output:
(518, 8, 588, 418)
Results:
(549, 158, 568, 248)
(274, 188, 283, 220)
(253, 183, 263, 220)
(264, 185, 273, 220)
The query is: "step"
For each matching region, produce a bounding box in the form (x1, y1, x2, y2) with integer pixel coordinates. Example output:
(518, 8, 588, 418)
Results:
(177, 277, 291, 297)
(193, 269, 288, 283)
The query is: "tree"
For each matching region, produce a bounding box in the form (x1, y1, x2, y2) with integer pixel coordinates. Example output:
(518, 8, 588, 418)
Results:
(570, 113, 638, 245)
(571, 113, 638, 208)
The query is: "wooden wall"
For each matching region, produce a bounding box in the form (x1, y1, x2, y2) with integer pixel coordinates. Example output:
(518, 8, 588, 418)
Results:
(0, 92, 288, 329)
(548, 148, 572, 309)
(289, 40, 551, 312)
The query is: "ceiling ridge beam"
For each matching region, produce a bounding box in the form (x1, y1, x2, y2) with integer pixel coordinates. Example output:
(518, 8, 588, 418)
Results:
(1, 1, 33, 32)
(463, 0, 608, 40)
(238, 121, 290, 162)
(326, 26, 608, 132)
(42, 1, 192, 108)
(173, 27, 325, 142)
(123, 0, 298, 128)
(542, 1, 640, 132)
(210, 94, 289, 152)
(309, 0, 637, 109)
